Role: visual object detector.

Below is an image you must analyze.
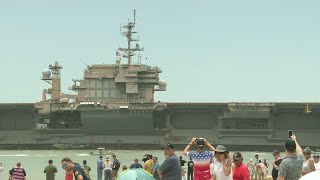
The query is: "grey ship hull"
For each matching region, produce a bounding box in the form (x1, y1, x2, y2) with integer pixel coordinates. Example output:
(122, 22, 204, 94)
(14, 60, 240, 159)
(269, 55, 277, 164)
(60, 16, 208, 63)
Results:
(0, 103, 319, 151)
(81, 111, 154, 134)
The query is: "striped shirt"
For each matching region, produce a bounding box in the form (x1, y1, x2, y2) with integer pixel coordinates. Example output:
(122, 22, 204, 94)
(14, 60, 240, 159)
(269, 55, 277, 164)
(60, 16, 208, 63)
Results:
(10, 167, 26, 180)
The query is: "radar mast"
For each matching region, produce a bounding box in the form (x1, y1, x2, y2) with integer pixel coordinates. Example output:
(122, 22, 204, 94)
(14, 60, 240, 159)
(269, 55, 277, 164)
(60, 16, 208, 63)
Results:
(118, 10, 144, 65)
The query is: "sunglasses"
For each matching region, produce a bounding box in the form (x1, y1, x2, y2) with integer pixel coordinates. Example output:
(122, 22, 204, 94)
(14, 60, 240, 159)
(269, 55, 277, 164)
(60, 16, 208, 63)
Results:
(233, 159, 240, 161)
(62, 162, 67, 169)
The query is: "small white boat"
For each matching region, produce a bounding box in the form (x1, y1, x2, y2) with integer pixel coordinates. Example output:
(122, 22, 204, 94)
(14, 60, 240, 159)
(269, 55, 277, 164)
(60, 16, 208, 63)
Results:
(89, 147, 113, 156)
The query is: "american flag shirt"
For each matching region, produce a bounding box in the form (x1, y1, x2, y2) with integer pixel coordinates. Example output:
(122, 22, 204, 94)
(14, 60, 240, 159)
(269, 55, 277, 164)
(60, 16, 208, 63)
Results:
(187, 151, 213, 171)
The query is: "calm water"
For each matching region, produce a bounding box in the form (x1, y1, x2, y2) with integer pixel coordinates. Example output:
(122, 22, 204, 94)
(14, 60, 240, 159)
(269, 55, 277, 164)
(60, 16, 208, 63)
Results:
(0, 149, 277, 180)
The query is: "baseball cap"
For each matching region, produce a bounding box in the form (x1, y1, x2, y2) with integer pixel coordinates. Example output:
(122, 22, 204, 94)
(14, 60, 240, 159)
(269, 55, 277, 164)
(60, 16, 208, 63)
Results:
(48, 159, 53, 163)
(233, 152, 242, 161)
(285, 139, 296, 151)
(272, 150, 280, 155)
(162, 143, 175, 150)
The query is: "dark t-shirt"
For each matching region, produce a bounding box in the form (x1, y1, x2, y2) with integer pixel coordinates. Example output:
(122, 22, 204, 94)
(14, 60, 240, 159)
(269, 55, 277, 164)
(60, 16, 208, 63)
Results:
(159, 154, 181, 180)
(187, 161, 194, 172)
(112, 159, 120, 171)
(130, 163, 143, 169)
(272, 158, 283, 180)
(73, 164, 88, 180)
(180, 159, 187, 166)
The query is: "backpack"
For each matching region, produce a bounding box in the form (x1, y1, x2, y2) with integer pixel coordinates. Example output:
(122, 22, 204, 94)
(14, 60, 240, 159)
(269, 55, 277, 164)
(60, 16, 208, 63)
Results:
(81, 166, 92, 180)
(73, 164, 91, 180)
(112, 159, 121, 170)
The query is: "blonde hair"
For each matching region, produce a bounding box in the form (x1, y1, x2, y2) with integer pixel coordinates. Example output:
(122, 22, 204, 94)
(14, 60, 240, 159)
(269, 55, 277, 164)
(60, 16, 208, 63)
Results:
(122, 165, 128, 171)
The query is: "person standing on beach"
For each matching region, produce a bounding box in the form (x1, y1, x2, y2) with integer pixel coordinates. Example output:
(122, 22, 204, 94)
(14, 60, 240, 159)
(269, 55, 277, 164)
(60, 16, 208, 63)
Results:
(104, 158, 113, 180)
(256, 160, 266, 180)
(187, 158, 194, 180)
(180, 156, 187, 166)
(180, 156, 187, 180)
(277, 134, 304, 180)
(183, 137, 215, 180)
(232, 152, 250, 180)
(112, 155, 121, 180)
(271, 150, 282, 180)
(158, 143, 181, 180)
(151, 157, 160, 180)
(253, 154, 259, 180)
(9, 162, 26, 180)
(97, 156, 104, 180)
(44, 159, 57, 180)
(82, 160, 91, 177)
(61, 157, 89, 180)
(247, 158, 254, 180)
(301, 147, 315, 176)
(62, 160, 73, 180)
(144, 154, 154, 173)
(212, 145, 232, 180)
(263, 159, 269, 175)
(0, 162, 4, 180)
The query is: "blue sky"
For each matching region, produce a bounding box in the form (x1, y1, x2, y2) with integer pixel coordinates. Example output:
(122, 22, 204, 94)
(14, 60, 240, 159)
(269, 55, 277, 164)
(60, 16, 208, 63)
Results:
(0, 0, 320, 103)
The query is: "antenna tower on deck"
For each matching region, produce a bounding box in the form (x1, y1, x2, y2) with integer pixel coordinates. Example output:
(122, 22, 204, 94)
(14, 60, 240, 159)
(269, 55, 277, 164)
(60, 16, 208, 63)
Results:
(118, 10, 144, 65)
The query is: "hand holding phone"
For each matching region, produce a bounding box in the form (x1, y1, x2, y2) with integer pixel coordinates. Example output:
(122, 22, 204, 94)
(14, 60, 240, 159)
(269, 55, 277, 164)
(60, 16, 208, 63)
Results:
(288, 130, 293, 138)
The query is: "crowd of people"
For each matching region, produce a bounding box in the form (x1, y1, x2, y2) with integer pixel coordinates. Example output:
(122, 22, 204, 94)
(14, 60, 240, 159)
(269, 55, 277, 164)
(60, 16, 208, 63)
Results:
(0, 134, 319, 180)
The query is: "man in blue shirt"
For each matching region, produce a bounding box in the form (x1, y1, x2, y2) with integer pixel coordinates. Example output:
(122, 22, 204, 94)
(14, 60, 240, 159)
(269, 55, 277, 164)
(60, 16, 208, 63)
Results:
(129, 158, 143, 169)
(152, 157, 160, 180)
(158, 143, 181, 180)
(97, 156, 103, 180)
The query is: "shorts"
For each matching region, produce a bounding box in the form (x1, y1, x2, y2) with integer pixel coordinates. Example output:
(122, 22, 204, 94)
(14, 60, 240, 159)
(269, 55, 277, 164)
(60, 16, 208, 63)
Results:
(194, 169, 211, 180)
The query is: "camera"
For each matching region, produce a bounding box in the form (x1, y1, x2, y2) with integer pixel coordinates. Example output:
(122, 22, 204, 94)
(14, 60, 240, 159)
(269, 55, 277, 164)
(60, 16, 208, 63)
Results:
(195, 138, 205, 148)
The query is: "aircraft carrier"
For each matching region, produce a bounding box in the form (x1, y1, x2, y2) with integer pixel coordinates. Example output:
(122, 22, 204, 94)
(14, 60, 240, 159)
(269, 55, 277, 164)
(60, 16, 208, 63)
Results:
(0, 11, 319, 151)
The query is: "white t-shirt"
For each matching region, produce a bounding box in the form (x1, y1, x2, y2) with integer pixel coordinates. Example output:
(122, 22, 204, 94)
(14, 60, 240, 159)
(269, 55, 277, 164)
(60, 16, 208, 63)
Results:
(104, 162, 113, 170)
(315, 162, 320, 171)
(213, 159, 232, 180)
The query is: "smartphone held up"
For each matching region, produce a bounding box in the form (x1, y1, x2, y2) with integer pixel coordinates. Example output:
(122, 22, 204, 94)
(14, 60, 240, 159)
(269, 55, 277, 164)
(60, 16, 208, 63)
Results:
(288, 130, 293, 138)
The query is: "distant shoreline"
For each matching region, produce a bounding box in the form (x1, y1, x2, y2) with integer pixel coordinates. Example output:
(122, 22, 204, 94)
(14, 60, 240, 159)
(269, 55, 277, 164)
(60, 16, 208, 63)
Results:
(1, 144, 319, 152)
